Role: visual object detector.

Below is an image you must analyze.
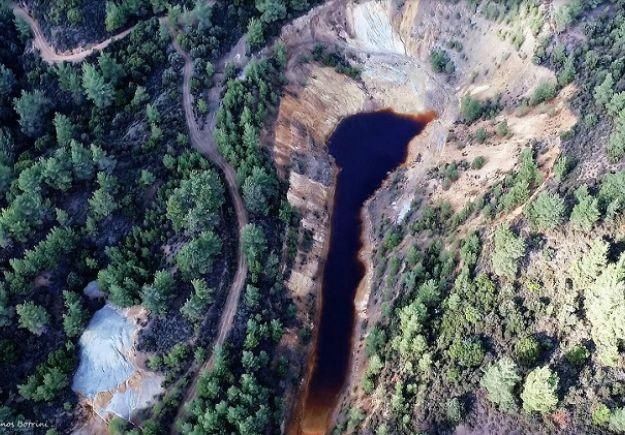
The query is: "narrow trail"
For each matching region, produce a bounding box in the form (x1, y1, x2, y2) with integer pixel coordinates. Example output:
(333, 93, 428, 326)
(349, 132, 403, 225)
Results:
(169, 34, 250, 429)
(11, 3, 137, 63)
(12, 3, 252, 429)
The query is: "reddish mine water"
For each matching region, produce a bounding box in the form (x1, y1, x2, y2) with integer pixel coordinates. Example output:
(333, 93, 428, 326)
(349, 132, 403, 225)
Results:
(299, 109, 434, 434)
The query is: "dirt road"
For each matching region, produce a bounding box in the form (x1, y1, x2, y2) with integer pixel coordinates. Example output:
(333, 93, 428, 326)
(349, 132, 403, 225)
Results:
(11, 3, 136, 63)
(169, 35, 250, 428)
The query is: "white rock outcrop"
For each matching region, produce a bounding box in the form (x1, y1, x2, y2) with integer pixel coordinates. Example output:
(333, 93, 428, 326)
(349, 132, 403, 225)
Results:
(72, 304, 163, 423)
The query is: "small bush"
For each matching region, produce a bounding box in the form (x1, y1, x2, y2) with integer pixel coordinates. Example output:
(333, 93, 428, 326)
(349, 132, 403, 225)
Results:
(530, 81, 557, 106)
(610, 408, 625, 433)
(565, 345, 590, 367)
(448, 338, 484, 367)
(446, 398, 463, 424)
(496, 120, 510, 137)
(514, 336, 541, 366)
(312, 44, 361, 79)
(592, 403, 611, 427)
(461, 96, 483, 123)
(430, 48, 455, 74)
(475, 127, 489, 143)
(553, 154, 571, 181)
(471, 156, 487, 170)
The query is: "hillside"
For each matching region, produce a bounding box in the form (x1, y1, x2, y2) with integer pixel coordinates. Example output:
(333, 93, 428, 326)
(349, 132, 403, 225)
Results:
(2, 0, 625, 434)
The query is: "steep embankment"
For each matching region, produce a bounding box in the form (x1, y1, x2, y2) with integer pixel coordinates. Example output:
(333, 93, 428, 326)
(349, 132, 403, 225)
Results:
(273, 0, 576, 432)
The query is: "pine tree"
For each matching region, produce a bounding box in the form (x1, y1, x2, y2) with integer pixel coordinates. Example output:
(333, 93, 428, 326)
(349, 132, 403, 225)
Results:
(247, 18, 265, 51)
(0, 63, 15, 99)
(570, 185, 600, 232)
(242, 166, 277, 216)
(142, 270, 175, 315)
(256, 0, 287, 23)
(167, 169, 225, 234)
(181, 279, 214, 324)
(62, 291, 88, 337)
(105, 1, 127, 31)
(53, 113, 74, 146)
(492, 225, 525, 279)
(582, 251, 625, 366)
(69, 140, 94, 181)
(521, 367, 559, 413)
(481, 357, 521, 411)
(82, 63, 113, 109)
(98, 52, 123, 86)
(594, 72, 614, 107)
(241, 224, 267, 280)
(526, 191, 566, 231)
(16, 302, 49, 335)
(54, 63, 83, 102)
(13, 90, 50, 137)
(176, 231, 222, 277)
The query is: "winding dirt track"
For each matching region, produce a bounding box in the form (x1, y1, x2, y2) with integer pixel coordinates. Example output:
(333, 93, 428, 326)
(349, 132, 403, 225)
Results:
(169, 35, 249, 428)
(11, 3, 136, 63)
(12, 2, 250, 428)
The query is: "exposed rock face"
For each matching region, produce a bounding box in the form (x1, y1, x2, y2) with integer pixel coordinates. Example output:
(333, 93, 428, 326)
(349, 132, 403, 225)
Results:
(274, 0, 577, 431)
(83, 280, 105, 300)
(72, 304, 163, 429)
(350, 0, 406, 54)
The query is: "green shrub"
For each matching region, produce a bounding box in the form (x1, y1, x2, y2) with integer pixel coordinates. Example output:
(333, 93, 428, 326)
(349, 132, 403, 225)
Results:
(553, 154, 571, 181)
(108, 416, 128, 435)
(481, 357, 521, 411)
(383, 229, 402, 251)
(496, 120, 510, 137)
(446, 397, 463, 424)
(471, 156, 486, 170)
(565, 345, 590, 367)
(592, 403, 611, 427)
(570, 185, 599, 232)
(475, 127, 489, 143)
(525, 191, 566, 231)
(461, 95, 483, 123)
(514, 336, 540, 366)
(347, 407, 365, 430)
(530, 81, 557, 106)
(610, 408, 625, 433)
(430, 48, 455, 74)
(365, 326, 386, 357)
(448, 338, 484, 367)
(521, 367, 558, 413)
(492, 225, 525, 279)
